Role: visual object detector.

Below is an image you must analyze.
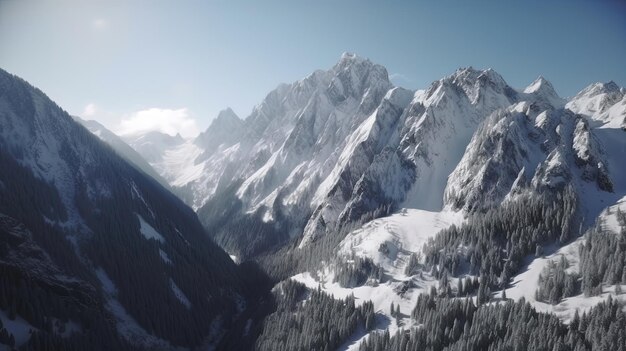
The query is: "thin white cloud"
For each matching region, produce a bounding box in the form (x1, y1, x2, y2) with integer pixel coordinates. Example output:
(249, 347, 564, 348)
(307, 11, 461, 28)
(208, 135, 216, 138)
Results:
(390, 73, 412, 85)
(83, 103, 97, 117)
(116, 108, 199, 138)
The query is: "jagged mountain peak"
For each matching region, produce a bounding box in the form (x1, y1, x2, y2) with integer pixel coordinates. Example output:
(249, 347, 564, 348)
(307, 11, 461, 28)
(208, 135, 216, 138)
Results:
(124, 56, 625, 264)
(450, 66, 505, 83)
(130, 130, 185, 144)
(566, 80, 625, 126)
(524, 76, 556, 95)
(337, 51, 371, 66)
(215, 107, 240, 122)
(340, 51, 362, 60)
(242, 52, 393, 144)
(328, 52, 391, 102)
(577, 81, 622, 97)
(522, 75, 564, 107)
(199, 107, 242, 137)
(430, 66, 514, 106)
(194, 107, 245, 153)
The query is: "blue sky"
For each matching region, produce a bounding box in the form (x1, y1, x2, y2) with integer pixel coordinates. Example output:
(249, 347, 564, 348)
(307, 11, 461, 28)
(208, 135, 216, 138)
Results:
(1, 0, 625, 137)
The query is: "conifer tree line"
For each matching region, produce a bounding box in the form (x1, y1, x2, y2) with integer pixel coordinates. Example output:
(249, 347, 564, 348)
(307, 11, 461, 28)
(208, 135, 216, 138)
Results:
(405, 252, 422, 276)
(535, 256, 579, 304)
(333, 255, 385, 288)
(0, 145, 246, 349)
(256, 280, 376, 351)
(535, 214, 626, 304)
(578, 211, 626, 297)
(0, 256, 132, 350)
(422, 187, 578, 292)
(359, 289, 626, 351)
(258, 202, 395, 282)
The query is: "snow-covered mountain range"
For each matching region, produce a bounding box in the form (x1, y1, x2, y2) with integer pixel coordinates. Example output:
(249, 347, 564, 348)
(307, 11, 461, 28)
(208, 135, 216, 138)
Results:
(105, 53, 626, 349)
(120, 53, 626, 260)
(2, 51, 625, 350)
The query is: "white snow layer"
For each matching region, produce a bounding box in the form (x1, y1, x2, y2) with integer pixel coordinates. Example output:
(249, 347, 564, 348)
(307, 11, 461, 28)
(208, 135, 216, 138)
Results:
(136, 214, 165, 243)
(169, 279, 192, 309)
(0, 309, 34, 348)
(159, 249, 172, 264)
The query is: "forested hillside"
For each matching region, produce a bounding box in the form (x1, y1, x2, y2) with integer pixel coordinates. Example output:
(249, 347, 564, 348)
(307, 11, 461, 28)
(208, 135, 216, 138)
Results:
(0, 69, 263, 350)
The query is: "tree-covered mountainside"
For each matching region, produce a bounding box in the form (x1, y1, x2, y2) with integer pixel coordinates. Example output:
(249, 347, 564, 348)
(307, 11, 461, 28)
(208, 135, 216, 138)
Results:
(231, 56, 626, 351)
(256, 280, 376, 351)
(0, 68, 264, 350)
(359, 291, 626, 351)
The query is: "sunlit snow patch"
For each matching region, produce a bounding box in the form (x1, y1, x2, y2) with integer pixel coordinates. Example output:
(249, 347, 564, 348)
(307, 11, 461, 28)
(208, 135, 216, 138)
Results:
(159, 249, 172, 264)
(170, 279, 192, 309)
(136, 214, 165, 243)
(0, 309, 35, 347)
(339, 208, 464, 270)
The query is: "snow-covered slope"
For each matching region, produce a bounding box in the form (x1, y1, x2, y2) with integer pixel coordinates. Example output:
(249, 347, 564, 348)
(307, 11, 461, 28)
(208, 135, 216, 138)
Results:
(122, 130, 185, 164)
(129, 55, 521, 257)
(290, 209, 462, 349)
(280, 72, 626, 348)
(195, 107, 244, 158)
(74, 116, 170, 189)
(566, 81, 626, 129)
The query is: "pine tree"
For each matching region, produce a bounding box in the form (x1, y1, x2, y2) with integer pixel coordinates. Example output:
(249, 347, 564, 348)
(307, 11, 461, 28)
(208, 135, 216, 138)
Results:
(570, 310, 580, 332)
(365, 312, 375, 331)
(395, 305, 401, 326)
(477, 275, 490, 305)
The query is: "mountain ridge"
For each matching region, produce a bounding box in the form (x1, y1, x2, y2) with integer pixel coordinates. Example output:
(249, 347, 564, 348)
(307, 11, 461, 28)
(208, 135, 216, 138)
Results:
(116, 53, 625, 261)
(0, 67, 262, 350)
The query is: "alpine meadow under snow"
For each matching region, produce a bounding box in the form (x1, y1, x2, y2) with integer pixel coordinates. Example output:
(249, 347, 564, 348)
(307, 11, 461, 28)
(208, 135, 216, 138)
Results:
(1, 50, 626, 351)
